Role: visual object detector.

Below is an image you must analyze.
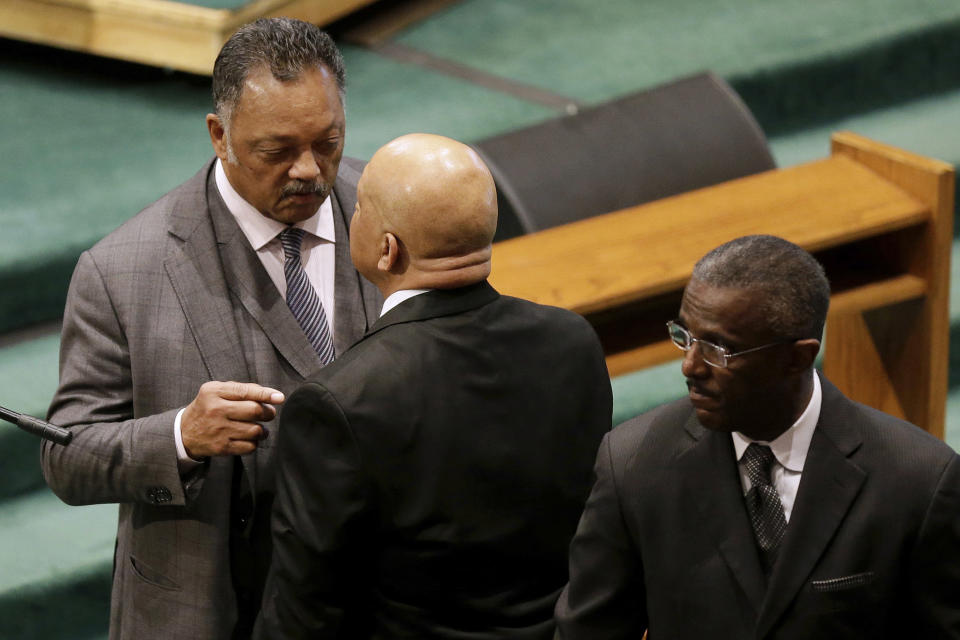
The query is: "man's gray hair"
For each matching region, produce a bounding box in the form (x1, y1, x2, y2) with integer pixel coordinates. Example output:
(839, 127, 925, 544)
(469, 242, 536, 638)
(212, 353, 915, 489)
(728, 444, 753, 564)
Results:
(212, 17, 346, 128)
(691, 235, 830, 340)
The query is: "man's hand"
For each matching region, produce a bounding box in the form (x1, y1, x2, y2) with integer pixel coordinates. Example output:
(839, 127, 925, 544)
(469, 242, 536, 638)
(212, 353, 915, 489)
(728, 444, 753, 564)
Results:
(181, 381, 285, 459)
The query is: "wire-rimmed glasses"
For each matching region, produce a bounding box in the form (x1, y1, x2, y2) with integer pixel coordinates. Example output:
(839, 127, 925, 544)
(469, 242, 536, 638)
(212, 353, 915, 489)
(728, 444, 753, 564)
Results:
(666, 320, 792, 368)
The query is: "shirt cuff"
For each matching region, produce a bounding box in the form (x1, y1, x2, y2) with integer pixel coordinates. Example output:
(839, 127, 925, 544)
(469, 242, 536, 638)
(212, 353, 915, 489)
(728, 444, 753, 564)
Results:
(174, 408, 205, 473)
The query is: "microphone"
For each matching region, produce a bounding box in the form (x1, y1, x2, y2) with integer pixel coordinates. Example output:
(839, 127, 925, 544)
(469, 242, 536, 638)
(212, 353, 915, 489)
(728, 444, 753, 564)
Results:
(0, 405, 72, 445)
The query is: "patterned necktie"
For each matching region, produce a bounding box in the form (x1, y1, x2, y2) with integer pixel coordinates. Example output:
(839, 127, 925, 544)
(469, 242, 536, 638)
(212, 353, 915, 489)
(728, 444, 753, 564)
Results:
(279, 228, 335, 364)
(742, 443, 787, 573)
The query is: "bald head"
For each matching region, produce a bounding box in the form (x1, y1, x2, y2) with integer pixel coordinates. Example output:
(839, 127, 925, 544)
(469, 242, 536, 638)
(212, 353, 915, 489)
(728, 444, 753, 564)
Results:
(351, 134, 498, 294)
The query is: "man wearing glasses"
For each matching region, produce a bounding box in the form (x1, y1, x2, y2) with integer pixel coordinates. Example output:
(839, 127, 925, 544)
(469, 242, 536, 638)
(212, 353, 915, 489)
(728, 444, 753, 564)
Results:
(556, 234, 960, 638)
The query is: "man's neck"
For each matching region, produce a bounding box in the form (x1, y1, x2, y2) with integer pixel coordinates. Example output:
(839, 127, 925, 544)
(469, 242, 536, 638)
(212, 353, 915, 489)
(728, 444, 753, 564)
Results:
(738, 369, 818, 442)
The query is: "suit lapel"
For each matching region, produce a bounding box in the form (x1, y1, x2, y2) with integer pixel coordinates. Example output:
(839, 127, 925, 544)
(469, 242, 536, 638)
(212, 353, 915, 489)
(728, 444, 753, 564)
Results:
(755, 375, 866, 637)
(164, 162, 278, 491)
(678, 414, 767, 612)
(163, 161, 252, 385)
(329, 168, 380, 355)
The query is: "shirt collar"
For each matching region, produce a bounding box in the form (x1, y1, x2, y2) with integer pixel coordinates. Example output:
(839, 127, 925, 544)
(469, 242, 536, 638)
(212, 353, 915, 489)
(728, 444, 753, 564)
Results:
(380, 289, 431, 317)
(732, 370, 821, 473)
(215, 159, 335, 248)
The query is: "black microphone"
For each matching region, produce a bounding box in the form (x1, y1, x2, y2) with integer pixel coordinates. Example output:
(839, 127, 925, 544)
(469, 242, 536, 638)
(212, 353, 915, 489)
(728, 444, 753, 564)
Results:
(0, 405, 72, 445)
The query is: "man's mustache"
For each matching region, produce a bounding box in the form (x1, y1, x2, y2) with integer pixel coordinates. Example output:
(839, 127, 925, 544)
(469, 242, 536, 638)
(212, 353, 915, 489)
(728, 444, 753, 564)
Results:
(280, 181, 331, 200)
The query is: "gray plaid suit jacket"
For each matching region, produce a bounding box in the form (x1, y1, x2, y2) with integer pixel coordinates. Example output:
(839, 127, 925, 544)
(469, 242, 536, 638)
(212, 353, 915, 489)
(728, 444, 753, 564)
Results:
(41, 158, 381, 640)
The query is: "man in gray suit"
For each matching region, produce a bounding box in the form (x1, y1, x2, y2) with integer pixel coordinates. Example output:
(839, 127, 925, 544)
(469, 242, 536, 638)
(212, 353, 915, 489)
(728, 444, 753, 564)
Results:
(41, 18, 380, 640)
(556, 235, 960, 638)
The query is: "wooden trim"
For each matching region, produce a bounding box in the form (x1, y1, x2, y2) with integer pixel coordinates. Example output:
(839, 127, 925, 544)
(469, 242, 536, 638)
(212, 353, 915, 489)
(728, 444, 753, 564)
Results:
(0, 0, 378, 75)
(825, 132, 954, 439)
(828, 274, 927, 315)
(6, 0, 229, 27)
(606, 341, 679, 378)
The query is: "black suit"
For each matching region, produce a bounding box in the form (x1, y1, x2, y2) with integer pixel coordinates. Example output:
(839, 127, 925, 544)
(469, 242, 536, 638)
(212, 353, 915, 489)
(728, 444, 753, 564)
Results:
(556, 373, 960, 639)
(257, 282, 613, 639)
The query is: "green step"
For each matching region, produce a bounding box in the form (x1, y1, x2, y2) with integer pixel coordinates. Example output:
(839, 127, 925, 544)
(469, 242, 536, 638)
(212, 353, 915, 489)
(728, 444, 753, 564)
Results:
(0, 329, 61, 499)
(0, 560, 111, 640)
(769, 84, 960, 170)
(395, 0, 960, 134)
(0, 490, 114, 639)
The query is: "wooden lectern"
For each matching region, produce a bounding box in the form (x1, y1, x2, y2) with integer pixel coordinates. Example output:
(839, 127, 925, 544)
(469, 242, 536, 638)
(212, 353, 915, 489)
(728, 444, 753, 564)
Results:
(489, 132, 954, 438)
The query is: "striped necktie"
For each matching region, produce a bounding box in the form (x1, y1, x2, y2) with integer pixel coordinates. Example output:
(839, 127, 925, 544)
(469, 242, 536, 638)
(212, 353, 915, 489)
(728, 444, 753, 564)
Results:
(279, 228, 335, 364)
(743, 443, 787, 574)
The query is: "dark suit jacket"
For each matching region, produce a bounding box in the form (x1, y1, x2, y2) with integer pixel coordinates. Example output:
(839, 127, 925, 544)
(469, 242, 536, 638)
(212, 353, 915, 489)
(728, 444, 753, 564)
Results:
(556, 373, 960, 639)
(256, 282, 613, 639)
(42, 158, 381, 640)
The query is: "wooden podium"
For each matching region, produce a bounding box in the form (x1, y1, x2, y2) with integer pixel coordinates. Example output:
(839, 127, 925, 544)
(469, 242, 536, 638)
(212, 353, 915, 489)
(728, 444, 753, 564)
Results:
(489, 132, 954, 439)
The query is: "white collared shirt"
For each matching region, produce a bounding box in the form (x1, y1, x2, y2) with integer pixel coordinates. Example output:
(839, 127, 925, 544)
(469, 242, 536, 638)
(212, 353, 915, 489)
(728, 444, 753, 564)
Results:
(175, 161, 338, 467)
(380, 289, 431, 317)
(215, 159, 337, 326)
(731, 371, 822, 522)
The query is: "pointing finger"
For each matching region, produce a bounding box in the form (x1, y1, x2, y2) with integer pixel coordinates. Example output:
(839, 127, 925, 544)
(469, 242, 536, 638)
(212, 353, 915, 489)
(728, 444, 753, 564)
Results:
(218, 381, 285, 405)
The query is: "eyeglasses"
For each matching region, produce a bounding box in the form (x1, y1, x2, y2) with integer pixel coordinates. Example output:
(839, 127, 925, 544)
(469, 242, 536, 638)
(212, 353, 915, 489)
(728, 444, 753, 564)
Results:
(666, 320, 791, 369)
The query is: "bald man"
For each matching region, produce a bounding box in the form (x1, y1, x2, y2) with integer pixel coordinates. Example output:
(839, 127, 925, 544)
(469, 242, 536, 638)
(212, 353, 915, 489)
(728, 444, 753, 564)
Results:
(254, 134, 612, 639)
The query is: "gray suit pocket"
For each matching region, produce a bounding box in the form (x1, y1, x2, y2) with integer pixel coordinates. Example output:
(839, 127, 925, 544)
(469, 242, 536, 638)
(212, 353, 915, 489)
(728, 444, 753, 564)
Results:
(129, 555, 181, 591)
(810, 571, 875, 592)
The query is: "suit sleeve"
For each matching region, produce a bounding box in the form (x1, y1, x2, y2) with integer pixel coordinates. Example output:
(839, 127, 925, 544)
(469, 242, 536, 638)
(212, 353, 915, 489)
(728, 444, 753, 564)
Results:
(41, 250, 197, 507)
(256, 381, 375, 640)
(555, 431, 647, 638)
(909, 452, 960, 637)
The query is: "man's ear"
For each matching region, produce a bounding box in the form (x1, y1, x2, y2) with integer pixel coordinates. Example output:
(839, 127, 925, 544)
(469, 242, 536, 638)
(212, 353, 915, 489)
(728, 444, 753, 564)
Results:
(206, 114, 229, 162)
(787, 338, 821, 373)
(378, 232, 400, 273)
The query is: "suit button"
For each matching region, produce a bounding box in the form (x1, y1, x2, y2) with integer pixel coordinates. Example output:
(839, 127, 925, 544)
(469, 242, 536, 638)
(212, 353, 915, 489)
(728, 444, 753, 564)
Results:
(146, 486, 173, 504)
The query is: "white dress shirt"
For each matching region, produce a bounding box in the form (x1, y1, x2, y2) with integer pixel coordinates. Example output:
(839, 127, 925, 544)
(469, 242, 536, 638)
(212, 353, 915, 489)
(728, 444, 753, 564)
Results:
(175, 160, 338, 467)
(731, 371, 821, 522)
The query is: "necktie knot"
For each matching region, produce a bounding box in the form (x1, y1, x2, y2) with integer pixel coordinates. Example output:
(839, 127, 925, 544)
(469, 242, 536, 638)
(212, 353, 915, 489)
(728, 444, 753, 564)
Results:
(743, 443, 777, 487)
(280, 228, 306, 265)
